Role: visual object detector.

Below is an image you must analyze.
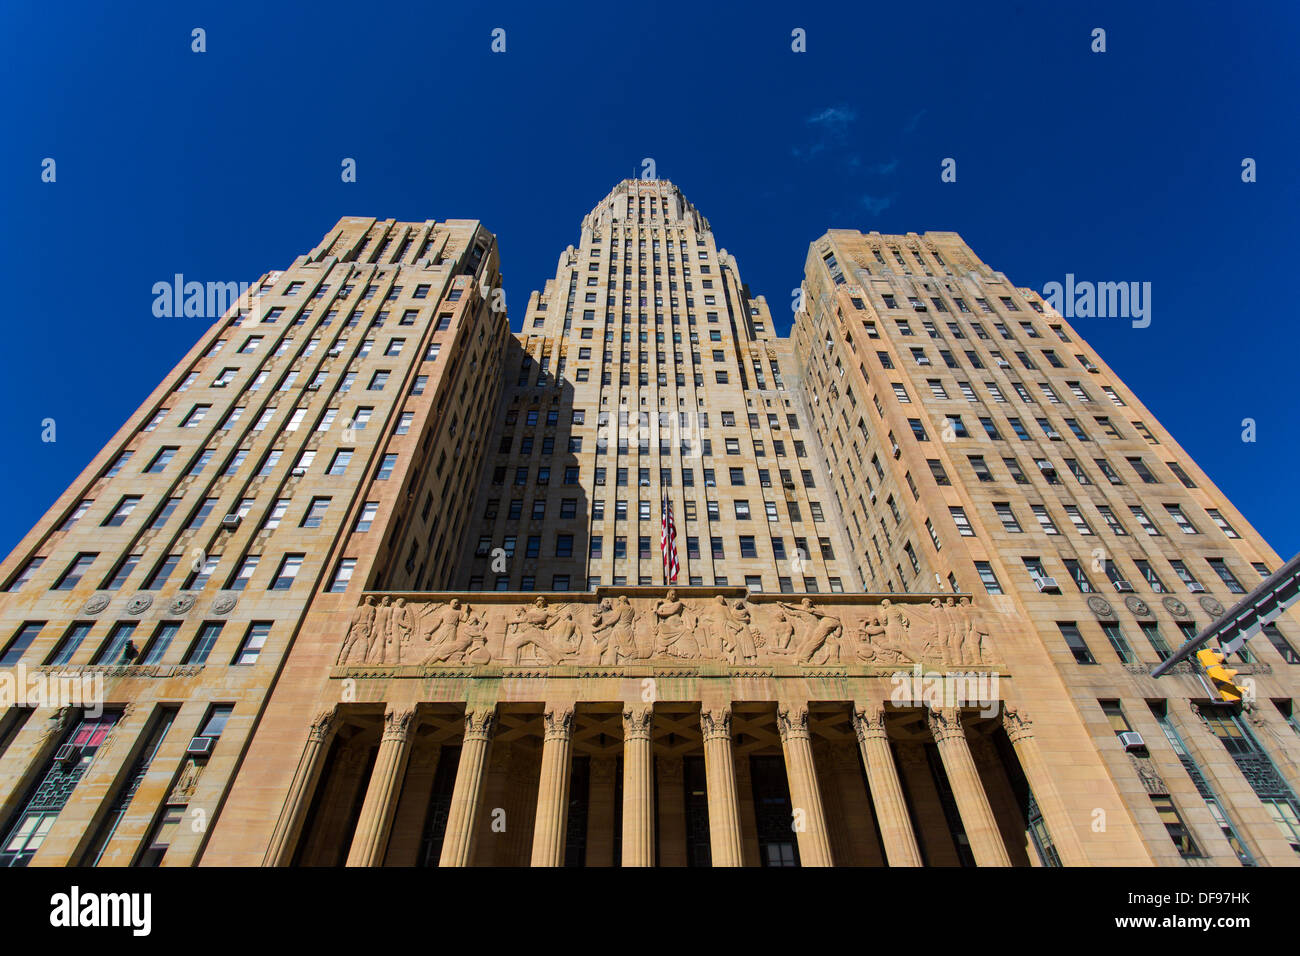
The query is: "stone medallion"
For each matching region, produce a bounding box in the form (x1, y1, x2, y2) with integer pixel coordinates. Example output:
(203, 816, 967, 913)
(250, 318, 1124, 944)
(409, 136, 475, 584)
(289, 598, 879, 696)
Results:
(1124, 596, 1151, 618)
(1161, 596, 1190, 619)
(1086, 595, 1113, 618)
(125, 594, 154, 615)
(168, 594, 196, 615)
(1199, 595, 1226, 618)
(82, 594, 110, 615)
(212, 594, 238, 616)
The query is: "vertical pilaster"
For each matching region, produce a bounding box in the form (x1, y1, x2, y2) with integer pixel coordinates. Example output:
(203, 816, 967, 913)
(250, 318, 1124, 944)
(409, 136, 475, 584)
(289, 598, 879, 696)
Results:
(264, 707, 339, 866)
(700, 706, 744, 867)
(439, 707, 496, 867)
(530, 704, 574, 867)
(927, 707, 1010, 867)
(777, 703, 833, 866)
(345, 705, 417, 867)
(621, 705, 655, 866)
(852, 703, 922, 866)
(1001, 707, 1088, 866)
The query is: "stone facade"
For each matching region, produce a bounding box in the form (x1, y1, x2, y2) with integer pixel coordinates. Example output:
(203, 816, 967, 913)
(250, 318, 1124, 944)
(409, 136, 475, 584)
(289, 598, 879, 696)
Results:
(1, 182, 1298, 867)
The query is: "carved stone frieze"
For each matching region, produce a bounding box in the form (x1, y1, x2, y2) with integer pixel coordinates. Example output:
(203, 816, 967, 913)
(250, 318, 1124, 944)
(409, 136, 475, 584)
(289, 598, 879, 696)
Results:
(335, 591, 1002, 674)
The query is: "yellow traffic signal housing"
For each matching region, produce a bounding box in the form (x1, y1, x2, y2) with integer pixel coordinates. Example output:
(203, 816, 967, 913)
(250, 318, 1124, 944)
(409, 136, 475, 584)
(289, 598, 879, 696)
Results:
(1196, 648, 1243, 702)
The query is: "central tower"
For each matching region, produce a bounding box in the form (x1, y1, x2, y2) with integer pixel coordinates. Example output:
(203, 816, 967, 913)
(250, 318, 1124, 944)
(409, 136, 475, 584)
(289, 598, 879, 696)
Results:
(456, 181, 855, 593)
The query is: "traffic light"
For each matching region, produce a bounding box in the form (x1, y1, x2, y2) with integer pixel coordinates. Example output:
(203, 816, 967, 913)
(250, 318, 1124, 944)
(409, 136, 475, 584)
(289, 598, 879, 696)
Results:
(1196, 648, 1243, 702)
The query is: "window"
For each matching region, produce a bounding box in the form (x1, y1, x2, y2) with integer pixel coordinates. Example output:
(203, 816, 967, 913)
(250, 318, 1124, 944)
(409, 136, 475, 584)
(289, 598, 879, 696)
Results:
(994, 503, 1022, 533)
(1127, 457, 1157, 484)
(1062, 559, 1095, 593)
(103, 496, 142, 527)
(377, 455, 398, 480)
(1129, 506, 1160, 536)
(0, 623, 43, 667)
(92, 622, 138, 665)
(144, 554, 182, 590)
(46, 622, 91, 666)
(1164, 504, 1198, 535)
(54, 553, 97, 590)
(1058, 623, 1096, 664)
(1031, 505, 1059, 535)
(233, 622, 272, 666)
(327, 449, 353, 476)
(1262, 624, 1300, 664)
(1207, 558, 1245, 594)
(182, 622, 224, 665)
(975, 562, 1002, 594)
(270, 554, 304, 590)
(229, 555, 260, 591)
(302, 497, 330, 528)
(1206, 509, 1240, 539)
(950, 507, 975, 536)
(329, 558, 356, 592)
(103, 553, 142, 590)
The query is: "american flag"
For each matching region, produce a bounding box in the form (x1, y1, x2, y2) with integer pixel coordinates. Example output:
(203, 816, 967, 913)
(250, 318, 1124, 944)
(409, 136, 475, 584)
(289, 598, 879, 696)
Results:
(660, 491, 678, 584)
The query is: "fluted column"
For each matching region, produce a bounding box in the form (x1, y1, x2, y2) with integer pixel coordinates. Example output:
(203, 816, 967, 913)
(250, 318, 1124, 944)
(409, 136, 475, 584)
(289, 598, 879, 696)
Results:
(852, 703, 922, 867)
(927, 707, 1010, 867)
(264, 707, 340, 866)
(621, 705, 655, 866)
(701, 706, 744, 867)
(345, 705, 417, 867)
(530, 703, 574, 867)
(1001, 707, 1087, 866)
(777, 703, 833, 866)
(439, 707, 497, 867)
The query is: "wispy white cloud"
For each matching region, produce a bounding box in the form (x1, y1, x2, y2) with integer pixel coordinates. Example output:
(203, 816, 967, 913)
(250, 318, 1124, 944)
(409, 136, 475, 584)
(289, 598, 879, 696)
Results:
(860, 194, 893, 215)
(793, 105, 858, 159)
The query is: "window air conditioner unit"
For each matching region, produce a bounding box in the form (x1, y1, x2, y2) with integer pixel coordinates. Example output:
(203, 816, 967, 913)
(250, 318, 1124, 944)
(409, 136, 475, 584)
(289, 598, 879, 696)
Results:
(212, 380, 227, 388)
(54, 744, 77, 764)
(291, 468, 306, 478)
(1085, 363, 1099, 373)
(639, 479, 650, 487)
(221, 514, 242, 530)
(1187, 582, 1205, 593)
(706, 479, 717, 488)
(327, 348, 341, 357)
(306, 383, 320, 391)
(1033, 576, 1060, 593)
(1112, 579, 1134, 593)
(186, 736, 215, 757)
(1118, 731, 1145, 752)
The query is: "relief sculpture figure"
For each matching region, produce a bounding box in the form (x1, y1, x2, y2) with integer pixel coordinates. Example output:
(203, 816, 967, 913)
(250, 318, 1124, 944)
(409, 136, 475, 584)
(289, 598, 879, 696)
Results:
(654, 589, 701, 658)
(779, 598, 844, 665)
(504, 596, 584, 665)
(339, 596, 377, 665)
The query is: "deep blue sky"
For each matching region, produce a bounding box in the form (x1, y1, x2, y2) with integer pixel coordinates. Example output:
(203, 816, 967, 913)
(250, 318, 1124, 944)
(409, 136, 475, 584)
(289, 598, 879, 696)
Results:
(2, 1, 1297, 559)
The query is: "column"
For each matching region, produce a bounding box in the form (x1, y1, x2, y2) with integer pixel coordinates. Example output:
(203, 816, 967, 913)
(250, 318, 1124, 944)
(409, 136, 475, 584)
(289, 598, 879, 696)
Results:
(777, 703, 833, 866)
(1001, 707, 1088, 866)
(345, 705, 417, 867)
(927, 707, 1010, 867)
(264, 708, 340, 866)
(701, 706, 744, 867)
(852, 703, 922, 867)
(621, 705, 655, 866)
(439, 707, 496, 867)
(530, 703, 574, 867)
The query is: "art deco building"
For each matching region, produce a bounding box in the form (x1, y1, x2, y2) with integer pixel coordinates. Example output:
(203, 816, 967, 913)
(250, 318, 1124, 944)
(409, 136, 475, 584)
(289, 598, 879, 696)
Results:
(1, 181, 1298, 868)
(0, 216, 508, 865)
